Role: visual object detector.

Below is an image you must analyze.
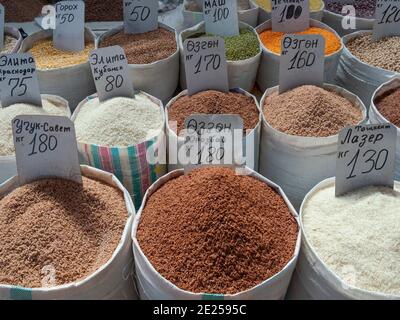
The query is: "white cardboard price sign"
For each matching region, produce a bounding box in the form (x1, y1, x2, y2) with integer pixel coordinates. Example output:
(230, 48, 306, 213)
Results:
(123, 0, 159, 34)
(54, 0, 85, 52)
(203, 0, 240, 37)
(0, 4, 4, 50)
(373, 0, 400, 40)
(183, 37, 229, 95)
(12, 115, 82, 186)
(335, 124, 397, 196)
(89, 46, 134, 102)
(279, 34, 325, 93)
(0, 53, 42, 108)
(183, 114, 244, 172)
(272, 0, 310, 33)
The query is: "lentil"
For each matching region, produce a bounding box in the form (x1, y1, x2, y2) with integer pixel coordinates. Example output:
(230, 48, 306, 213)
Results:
(0, 97, 69, 156)
(1, 0, 49, 23)
(0, 35, 17, 53)
(346, 33, 400, 73)
(375, 87, 400, 127)
(303, 182, 400, 296)
(28, 39, 94, 69)
(0, 176, 128, 288)
(259, 27, 341, 55)
(168, 90, 260, 134)
(137, 167, 298, 294)
(100, 28, 177, 65)
(255, 0, 323, 12)
(85, 0, 123, 22)
(264, 85, 363, 137)
(190, 28, 260, 61)
(324, 0, 376, 18)
(74, 94, 164, 147)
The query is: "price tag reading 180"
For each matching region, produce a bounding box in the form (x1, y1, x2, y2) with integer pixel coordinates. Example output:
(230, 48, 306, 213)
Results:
(0, 53, 42, 108)
(335, 124, 397, 196)
(373, 0, 400, 40)
(123, 0, 159, 34)
(203, 0, 239, 37)
(12, 115, 82, 186)
(184, 37, 229, 96)
(279, 34, 325, 93)
(54, 0, 85, 52)
(272, 0, 310, 33)
(89, 46, 134, 102)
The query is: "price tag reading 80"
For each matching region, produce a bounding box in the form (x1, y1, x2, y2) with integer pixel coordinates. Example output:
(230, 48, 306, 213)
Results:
(123, 0, 159, 34)
(373, 0, 400, 40)
(335, 124, 397, 196)
(183, 37, 229, 96)
(12, 115, 82, 186)
(272, 0, 310, 33)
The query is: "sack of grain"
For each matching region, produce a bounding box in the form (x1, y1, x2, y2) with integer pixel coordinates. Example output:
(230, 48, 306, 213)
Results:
(1, 26, 23, 53)
(0, 165, 136, 300)
(259, 84, 367, 210)
(166, 89, 261, 172)
(0, 94, 70, 185)
(287, 178, 400, 300)
(132, 166, 301, 300)
(369, 77, 400, 180)
(179, 21, 261, 92)
(97, 23, 179, 104)
(72, 92, 167, 210)
(336, 30, 399, 108)
(256, 19, 343, 92)
(18, 28, 96, 112)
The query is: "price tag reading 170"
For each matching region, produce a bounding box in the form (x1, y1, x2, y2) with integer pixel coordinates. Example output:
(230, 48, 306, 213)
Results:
(373, 0, 400, 40)
(89, 46, 134, 102)
(184, 37, 229, 95)
(54, 0, 85, 52)
(12, 115, 82, 186)
(272, 0, 310, 33)
(335, 124, 397, 196)
(279, 34, 325, 93)
(203, 0, 239, 37)
(123, 0, 159, 34)
(0, 53, 42, 108)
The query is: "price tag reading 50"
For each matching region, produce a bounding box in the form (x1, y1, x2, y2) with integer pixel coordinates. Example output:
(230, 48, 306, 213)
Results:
(123, 0, 158, 34)
(335, 124, 397, 196)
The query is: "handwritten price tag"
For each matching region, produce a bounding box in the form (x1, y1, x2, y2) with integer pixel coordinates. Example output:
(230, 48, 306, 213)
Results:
(89, 46, 134, 102)
(54, 0, 85, 52)
(12, 115, 82, 186)
(0, 53, 42, 108)
(183, 114, 244, 172)
(373, 0, 400, 40)
(335, 124, 397, 196)
(183, 37, 229, 95)
(203, 0, 239, 37)
(272, 0, 310, 33)
(123, 0, 159, 34)
(279, 34, 325, 93)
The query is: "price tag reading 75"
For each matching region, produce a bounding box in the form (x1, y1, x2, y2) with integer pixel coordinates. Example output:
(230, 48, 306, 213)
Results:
(183, 37, 229, 96)
(124, 0, 158, 34)
(335, 124, 397, 196)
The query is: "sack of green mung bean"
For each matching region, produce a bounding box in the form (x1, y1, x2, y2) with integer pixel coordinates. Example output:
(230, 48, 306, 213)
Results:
(179, 21, 261, 92)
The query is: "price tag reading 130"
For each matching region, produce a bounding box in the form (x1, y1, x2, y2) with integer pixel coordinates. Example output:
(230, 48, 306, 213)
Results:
(272, 0, 310, 33)
(183, 37, 229, 96)
(123, 0, 159, 34)
(335, 124, 397, 196)
(12, 115, 82, 186)
(373, 0, 400, 40)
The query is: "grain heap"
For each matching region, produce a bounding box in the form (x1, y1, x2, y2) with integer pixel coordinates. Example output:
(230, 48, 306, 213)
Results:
(100, 29, 177, 65)
(324, 0, 376, 18)
(28, 40, 94, 69)
(346, 34, 400, 73)
(137, 167, 298, 294)
(168, 90, 259, 134)
(1, 0, 49, 23)
(302, 182, 400, 296)
(85, 0, 123, 22)
(263, 85, 363, 137)
(0, 36, 18, 53)
(0, 97, 70, 156)
(0, 177, 128, 288)
(375, 88, 400, 127)
(74, 94, 164, 147)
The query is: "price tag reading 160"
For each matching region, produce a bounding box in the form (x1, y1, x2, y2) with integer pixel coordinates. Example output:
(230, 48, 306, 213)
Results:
(335, 124, 397, 196)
